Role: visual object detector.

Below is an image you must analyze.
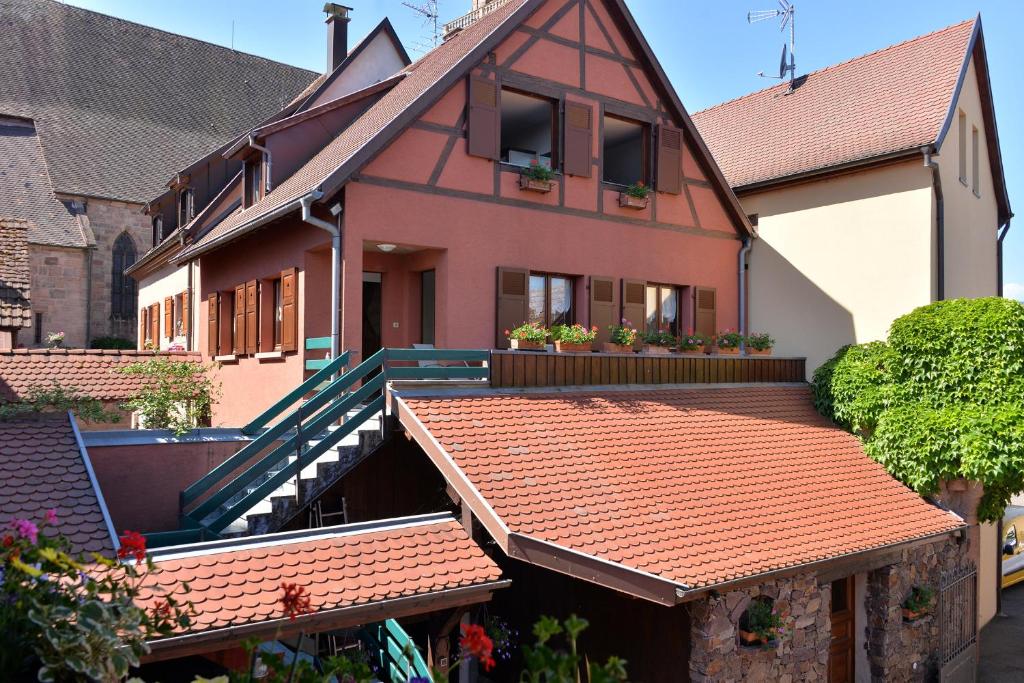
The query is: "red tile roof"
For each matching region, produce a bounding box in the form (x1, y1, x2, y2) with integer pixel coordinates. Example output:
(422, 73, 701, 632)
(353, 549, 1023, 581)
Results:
(138, 515, 505, 656)
(692, 20, 974, 189)
(397, 385, 963, 602)
(0, 349, 200, 402)
(0, 413, 116, 555)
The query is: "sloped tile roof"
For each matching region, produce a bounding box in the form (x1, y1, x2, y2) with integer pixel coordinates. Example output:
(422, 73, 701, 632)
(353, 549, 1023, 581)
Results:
(0, 349, 200, 402)
(0, 218, 32, 328)
(138, 515, 504, 644)
(179, 0, 532, 260)
(692, 20, 974, 189)
(398, 385, 963, 595)
(0, 0, 317, 203)
(0, 118, 88, 248)
(0, 413, 116, 555)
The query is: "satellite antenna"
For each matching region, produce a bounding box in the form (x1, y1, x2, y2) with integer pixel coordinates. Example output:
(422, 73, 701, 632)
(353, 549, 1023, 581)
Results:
(403, 0, 442, 53)
(748, 0, 796, 92)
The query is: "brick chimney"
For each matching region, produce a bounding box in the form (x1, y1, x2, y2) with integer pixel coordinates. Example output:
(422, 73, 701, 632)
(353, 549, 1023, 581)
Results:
(323, 3, 352, 73)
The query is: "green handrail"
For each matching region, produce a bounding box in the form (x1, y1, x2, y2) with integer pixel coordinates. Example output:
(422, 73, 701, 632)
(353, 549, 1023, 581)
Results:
(241, 350, 350, 436)
(305, 336, 332, 350)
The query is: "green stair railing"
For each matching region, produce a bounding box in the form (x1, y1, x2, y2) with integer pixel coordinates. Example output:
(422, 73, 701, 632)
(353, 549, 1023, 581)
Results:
(152, 348, 489, 547)
(361, 619, 431, 681)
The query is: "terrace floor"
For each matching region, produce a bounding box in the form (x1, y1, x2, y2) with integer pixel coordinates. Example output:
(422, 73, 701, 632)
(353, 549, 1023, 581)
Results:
(979, 582, 1024, 681)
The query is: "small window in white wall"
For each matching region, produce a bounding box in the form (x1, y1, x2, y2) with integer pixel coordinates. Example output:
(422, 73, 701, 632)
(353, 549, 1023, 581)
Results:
(971, 125, 980, 196)
(957, 110, 967, 185)
(173, 293, 184, 337)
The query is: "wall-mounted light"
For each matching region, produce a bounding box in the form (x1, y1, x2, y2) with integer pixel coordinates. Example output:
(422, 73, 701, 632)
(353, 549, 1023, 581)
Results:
(377, 243, 397, 253)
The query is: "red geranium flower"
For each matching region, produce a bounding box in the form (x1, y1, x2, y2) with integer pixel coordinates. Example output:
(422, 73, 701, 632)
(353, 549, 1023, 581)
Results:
(151, 599, 172, 624)
(460, 623, 496, 672)
(117, 530, 147, 563)
(279, 582, 312, 620)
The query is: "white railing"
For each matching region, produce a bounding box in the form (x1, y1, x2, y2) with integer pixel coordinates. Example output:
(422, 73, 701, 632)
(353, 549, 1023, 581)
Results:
(442, 0, 513, 36)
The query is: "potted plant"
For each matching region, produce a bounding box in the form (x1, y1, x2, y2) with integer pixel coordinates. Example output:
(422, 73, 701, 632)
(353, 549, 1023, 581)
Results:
(746, 332, 775, 356)
(642, 329, 675, 355)
(738, 599, 786, 648)
(506, 322, 548, 351)
(551, 323, 598, 353)
(604, 320, 638, 353)
(46, 330, 65, 349)
(902, 586, 934, 622)
(618, 181, 650, 209)
(714, 330, 743, 355)
(519, 160, 555, 193)
(676, 330, 706, 354)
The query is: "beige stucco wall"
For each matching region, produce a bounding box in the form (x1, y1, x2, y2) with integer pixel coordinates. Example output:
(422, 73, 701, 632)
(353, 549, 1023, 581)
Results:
(938, 56, 1000, 299)
(137, 261, 194, 350)
(744, 160, 935, 377)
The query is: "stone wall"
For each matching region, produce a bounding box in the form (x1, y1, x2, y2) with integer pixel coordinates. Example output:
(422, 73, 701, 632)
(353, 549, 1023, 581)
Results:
(689, 570, 831, 682)
(864, 537, 964, 682)
(28, 244, 89, 347)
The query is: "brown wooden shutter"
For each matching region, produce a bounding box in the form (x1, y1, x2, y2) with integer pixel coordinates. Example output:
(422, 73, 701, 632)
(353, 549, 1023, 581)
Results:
(180, 290, 189, 336)
(207, 293, 218, 356)
(563, 102, 593, 177)
(496, 267, 529, 349)
(467, 76, 500, 160)
(695, 287, 717, 338)
(280, 267, 298, 352)
(233, 284, 246, 355)
(244, 280, 258, 355)
(589, 276, 616, 345)
(164, 297, 173, 339)
(148, 303, 159, 346)
(656, 124, 683, 194)
(621, 279, 646, 339)
(139, 308, 146, 350)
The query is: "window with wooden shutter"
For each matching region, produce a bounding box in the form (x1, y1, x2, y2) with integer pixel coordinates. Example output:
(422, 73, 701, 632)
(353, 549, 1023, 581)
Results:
(164, 297, 173, 340)
(245, 280, 258, 354)
(148, 303, 159, 347)
(280, 267, 298, 352)
(694, 287, 717, 338)
(656, 124, 683, 194)
(139, 307, 146, 350)
(621, 279, 645, 346)
(207, 293, 218, 356)
(181, 290, 189, 336)
(496, 267, 529, 349)
(218, 292, 234, 356)
(468, 76, 500, 160)
(564, 102, 593, 177)
(233, 284, 246, 355)
(589, 276, 615, 344)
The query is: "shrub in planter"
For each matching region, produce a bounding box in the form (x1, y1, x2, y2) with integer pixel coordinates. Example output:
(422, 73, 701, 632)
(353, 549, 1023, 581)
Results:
(551, 323, 598, 352)
(902, 586, 934, 621)
(746, 332, 775, 355)
(642, 329, 676, 354)
(714, 330, 744, 355)
(519, 160, 555, 193)
(738, 597, 787, 648)
(506, 321, 548, 351)
(604, 320, 639, 353)
(676, 331, 706, 353)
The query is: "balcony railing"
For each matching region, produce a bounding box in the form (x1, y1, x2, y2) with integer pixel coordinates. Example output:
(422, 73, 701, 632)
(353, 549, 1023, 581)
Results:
(443, 0, 513, 36)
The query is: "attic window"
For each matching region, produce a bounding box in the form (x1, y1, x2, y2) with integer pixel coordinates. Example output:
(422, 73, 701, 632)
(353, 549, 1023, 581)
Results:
(151, 216, 163, 247)
(178, 188, 194, 227)
(500, 88, 556, 170)
(603, 114, 647, 186)
(244, 157, 263, 208)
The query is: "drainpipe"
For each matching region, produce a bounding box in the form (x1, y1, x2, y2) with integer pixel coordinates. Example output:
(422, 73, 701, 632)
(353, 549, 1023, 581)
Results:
(299, 191, 340, 361)
(923, 146, 945, 300)
(997, 218, 1012, 297)
(247, 135, 273, 193)
(738, 237, 753, 343)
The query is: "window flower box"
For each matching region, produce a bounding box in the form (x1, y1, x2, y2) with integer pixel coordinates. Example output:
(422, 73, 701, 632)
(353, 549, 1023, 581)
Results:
(714, 330, 743, 356)
(747, 348, 773, 356)
(901, 608, 930, 622)
(605, 321, 638, 354)
(510, 339, 545, 351)
(618, 192, 649, 209)
(642, 344, 669, 355)
(506, 322, 548, 351)
(738, 630, 777, 648)
(519, 160, 555, 194)
(746, 332, 775, 357)
(555, 341, 592, 353)
(716, 346, 740, 355)
(551, 324, 597, 354)
(602, 343, 634, 354)
(519, 175, 554, 193)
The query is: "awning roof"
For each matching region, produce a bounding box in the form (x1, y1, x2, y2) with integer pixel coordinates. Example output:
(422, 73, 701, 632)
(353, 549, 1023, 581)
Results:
(395, 384, 964, 605)
(138, 513, 507, 660)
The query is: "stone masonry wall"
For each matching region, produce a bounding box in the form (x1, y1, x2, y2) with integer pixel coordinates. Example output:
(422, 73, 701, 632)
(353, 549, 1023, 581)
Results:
(865, 538, 964, 682)
(28, 244, 89, 347)
(689, 570, 831, 682)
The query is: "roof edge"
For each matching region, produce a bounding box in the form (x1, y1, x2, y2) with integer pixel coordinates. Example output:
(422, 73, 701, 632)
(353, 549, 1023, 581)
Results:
(732, 147, 925, 196)
(68, 410, 120, 555)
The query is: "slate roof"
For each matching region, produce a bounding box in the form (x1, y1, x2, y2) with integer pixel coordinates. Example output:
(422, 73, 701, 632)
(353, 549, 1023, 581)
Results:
(139, 514, 506, 653)
(692, 19, 975, 190)
(0, 218, 32, 328)
(0, 0, 317, 204)
(0, 413, 117, 556)
(0, 348, 200, 402)
(0, 117, 87, 248)
(397, 384, 964, 602)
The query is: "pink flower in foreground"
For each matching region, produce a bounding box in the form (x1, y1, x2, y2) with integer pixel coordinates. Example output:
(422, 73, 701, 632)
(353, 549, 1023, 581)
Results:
(11, 518, 39, 544)
(44, 509, 58, 525)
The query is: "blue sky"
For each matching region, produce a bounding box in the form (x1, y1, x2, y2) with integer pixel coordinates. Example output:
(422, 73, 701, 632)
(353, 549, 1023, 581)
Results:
(67, 0, 1022, 297)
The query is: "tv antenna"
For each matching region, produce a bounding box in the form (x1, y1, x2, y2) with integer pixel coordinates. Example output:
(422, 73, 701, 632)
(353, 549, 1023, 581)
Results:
(403, 0, 442, 54)
(747, 0, 796, 91)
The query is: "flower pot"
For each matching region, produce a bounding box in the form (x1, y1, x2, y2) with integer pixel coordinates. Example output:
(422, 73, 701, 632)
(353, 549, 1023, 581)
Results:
(702, 344, 715, 355)
(510, 339, 545, 351)
(642, 345, 670, 355)
(716, 347, 740, 355)
(555, 341, 592, 353)
(602, 343, 634, 354)
(618, 192, 649, 209)
(519, 175, 554, 193)
(747, 347, 773, 356)
(738, 630, 775, 647)
(675, 347, 701, 354)
(902, 608, 929, 622)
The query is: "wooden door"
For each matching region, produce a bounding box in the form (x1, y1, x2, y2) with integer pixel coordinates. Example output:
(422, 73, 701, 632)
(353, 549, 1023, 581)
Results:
(829, 576, 855, 683)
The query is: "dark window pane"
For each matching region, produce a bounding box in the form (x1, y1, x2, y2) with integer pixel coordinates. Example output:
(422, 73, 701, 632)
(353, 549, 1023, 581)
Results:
(110, 232, 137, 320)
(528, 275, 546, 325)
(550, 277, 572, 326)
(501, 89, 555, 169)
(831, 578, 849, 613)
(603, 116, 645, 185)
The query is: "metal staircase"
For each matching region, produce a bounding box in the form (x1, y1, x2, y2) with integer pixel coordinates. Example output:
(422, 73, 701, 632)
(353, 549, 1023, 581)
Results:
(145, 347, 488, 548)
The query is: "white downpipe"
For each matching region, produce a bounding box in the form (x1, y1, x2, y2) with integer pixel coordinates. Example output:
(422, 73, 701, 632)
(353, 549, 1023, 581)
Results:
(247, 135, 273, 193)
(738, 237, 753, 346)
(299, 192, 340, 362)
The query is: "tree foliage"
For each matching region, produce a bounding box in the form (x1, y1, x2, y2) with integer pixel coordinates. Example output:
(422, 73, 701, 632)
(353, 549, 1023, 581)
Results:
(812, 297, 1024, 522)
(0, 381, 121, 423)
(119, 358, 218, 436)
